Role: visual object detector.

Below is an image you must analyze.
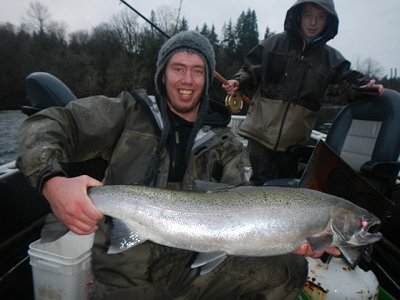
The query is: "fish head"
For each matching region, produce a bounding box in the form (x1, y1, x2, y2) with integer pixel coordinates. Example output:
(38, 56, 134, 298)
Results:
(331, 202, 382, 247)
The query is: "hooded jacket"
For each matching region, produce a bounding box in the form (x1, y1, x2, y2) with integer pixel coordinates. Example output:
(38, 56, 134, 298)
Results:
(236, 0, 369, 152)
(17, 90, 245, 190)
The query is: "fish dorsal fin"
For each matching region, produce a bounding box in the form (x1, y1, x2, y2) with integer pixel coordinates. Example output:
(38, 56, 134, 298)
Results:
(107, 218, 145, 254)
(192, 180, 234, 192)
(307, 235, 333, 252)
(191, 252, 227, 275)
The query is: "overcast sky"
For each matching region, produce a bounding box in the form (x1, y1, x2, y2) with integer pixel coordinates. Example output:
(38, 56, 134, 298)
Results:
(1, 0, 399, 77)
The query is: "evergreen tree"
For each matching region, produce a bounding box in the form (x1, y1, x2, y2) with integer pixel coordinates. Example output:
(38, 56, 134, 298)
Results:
(263, 26, 275, 39)
(222, 21, 236, 53)
(200, 23, 210, 37)
(178, 17, 189, 31)
(236, 9, 259, 62)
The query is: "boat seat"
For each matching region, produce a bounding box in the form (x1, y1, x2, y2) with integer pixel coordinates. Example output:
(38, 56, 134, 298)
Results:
(22, 72, 77, 116)
(265, 89, 400, 199)
(324, 89, 400, 197)
(20, 72, 107, 180)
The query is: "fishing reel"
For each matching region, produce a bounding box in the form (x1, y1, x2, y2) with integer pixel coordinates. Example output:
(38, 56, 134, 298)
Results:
(225, 93, 244, 114)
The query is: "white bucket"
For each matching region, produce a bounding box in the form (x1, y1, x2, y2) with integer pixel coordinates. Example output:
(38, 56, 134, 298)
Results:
(28, 232, 94, 300)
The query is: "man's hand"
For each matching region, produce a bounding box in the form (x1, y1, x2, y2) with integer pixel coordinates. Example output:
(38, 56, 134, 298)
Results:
(360, 79, 384, 96)
(293, 243, 341, 259)
(222, 79, 240, 95)
(42, 175, 103, 235)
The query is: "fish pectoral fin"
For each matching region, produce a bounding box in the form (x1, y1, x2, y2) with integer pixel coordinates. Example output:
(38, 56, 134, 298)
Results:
(107, 218, 145, 254)
(307, 235, 333, 252)
(40, 213, 70, 243)
(191, 252, 227, 275)
(339, 246, 368, 269)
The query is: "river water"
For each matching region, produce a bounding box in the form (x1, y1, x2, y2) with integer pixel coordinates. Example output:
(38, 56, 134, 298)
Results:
(0, 110, 27, 165)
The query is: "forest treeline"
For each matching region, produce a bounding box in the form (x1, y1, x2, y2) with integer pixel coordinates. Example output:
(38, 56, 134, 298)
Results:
(0, 2, 399, 110)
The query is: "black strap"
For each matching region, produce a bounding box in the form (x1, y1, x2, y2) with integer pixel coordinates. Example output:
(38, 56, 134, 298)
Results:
(36, 164, 67, 193)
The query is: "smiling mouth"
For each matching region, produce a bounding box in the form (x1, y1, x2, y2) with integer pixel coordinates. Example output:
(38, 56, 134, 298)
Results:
(179, 89, 193, 96)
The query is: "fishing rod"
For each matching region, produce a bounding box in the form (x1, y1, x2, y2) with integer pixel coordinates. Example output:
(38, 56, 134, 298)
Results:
(119, 0, 169, 39)
(119, 0, 253, 111)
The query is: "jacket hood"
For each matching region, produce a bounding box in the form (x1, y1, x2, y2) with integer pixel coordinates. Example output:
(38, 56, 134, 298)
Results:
(284, 0, 339, 44)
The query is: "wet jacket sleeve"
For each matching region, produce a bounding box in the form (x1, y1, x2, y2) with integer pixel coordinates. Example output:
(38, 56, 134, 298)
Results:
(328, 61, 371, 101)
(17, 92, 134, 188)
(233, 44, 263, 96)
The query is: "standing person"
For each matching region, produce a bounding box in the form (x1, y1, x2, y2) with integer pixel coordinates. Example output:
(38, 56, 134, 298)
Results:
(17, 30, 337, 299)
(223, 0, 384, 185)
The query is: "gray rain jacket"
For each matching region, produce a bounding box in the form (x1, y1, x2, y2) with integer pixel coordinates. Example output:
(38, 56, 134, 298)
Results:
(236, 0, 369, 152)
(17, 90, 245, 190)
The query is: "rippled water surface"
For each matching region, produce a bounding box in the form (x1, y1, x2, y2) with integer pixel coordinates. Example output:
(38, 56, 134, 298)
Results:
(0, 110, 27, 164)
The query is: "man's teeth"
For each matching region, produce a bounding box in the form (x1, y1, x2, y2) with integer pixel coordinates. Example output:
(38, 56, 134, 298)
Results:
(179, 89, 193, 96)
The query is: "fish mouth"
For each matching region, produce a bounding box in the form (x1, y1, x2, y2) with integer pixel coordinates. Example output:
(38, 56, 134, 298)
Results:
(355, 217, 382, 244)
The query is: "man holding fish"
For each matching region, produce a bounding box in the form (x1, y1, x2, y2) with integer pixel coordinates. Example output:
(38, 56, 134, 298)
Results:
(19, 27, 358, 299)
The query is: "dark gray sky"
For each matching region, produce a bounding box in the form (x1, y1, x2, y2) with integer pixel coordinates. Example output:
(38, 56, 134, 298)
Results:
(2, 0, 399, 77)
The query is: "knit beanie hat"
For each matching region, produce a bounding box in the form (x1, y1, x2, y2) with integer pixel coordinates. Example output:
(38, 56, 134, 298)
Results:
(155, 30, 216, 97)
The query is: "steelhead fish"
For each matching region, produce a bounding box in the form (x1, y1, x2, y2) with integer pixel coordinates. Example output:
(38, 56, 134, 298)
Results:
(42, 185, 382, 273)
(91, 185, 381, 253)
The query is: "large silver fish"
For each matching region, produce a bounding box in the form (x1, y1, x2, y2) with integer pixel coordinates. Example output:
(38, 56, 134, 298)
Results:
(91, 185, 380, 253)
(42, 184, 382, 273)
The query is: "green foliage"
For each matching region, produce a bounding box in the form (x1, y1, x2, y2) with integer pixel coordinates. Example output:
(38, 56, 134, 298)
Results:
(0, 6, 264, 110)
(0, 5, 265, 109)
(235, 9, 259, 62)
(0, 23, 32, 108)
